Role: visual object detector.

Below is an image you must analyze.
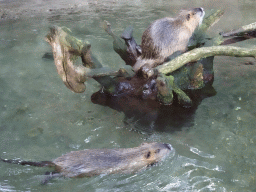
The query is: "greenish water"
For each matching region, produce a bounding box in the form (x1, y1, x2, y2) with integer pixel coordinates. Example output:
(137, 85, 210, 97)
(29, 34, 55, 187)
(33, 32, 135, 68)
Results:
(1, 0, 256, 191)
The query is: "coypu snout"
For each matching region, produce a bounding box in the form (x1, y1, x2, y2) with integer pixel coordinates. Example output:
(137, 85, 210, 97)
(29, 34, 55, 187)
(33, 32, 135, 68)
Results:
(195, 7, 204, 15)
(151, 143, 173, 151)
(192, 7, 205, 25)
(188, 7, 204, 16)
(163, 143, 172, 150)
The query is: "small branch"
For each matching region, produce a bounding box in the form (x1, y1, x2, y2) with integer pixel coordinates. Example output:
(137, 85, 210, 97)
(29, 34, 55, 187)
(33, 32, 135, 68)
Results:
(221, 22, 256, 37)
(199, 9, 224, 32)
(79, 66, 134, 78)
(157, 46, 256, 74)
(220, 36, 254, 45)
(219, 22, 256, 45)
(191, 21, 256, 47)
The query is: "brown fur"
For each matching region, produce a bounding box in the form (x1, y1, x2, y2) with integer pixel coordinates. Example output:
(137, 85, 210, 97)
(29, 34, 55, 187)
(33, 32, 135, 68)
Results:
(133, 7, 205, 72)
(1, 142, 172, 178)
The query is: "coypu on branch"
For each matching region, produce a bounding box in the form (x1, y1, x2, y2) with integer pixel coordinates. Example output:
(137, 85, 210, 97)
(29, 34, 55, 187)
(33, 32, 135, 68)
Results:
(133, 7, 205, 72)
(1, 143, 172, 183)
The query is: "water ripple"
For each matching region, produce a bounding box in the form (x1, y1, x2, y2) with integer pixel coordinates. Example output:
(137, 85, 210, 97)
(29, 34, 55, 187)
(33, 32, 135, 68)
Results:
(190, 146, 215, 159)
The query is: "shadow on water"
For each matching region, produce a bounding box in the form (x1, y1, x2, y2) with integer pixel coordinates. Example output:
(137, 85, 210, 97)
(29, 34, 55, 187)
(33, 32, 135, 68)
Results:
(91, 83, 217, 133)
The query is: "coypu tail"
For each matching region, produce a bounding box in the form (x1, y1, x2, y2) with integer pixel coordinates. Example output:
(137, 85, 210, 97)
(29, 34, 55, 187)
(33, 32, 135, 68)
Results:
(0, 157, 55, 167)
(1, 157, 60, 185)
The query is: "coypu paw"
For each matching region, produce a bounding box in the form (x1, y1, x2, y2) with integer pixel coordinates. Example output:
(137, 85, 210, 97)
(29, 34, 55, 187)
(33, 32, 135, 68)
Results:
(41, 171, 62, 185)
(141, 64, 158, 79)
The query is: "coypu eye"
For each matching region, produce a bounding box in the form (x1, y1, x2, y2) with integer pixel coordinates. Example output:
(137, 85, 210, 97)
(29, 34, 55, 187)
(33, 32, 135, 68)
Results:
(155, 149, 161, 154)
(186, 14, 191, 21)
(146, 151, 151, 159)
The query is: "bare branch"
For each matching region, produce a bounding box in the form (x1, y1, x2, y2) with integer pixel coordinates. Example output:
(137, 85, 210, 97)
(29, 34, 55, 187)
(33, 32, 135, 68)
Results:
(221, 22, 256, 37)
(199, 9, 224, 32)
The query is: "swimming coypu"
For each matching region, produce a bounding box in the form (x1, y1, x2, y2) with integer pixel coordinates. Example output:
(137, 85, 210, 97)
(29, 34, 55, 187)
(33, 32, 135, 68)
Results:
(133, 7, 205, 72)
(1, 142, 172, 180)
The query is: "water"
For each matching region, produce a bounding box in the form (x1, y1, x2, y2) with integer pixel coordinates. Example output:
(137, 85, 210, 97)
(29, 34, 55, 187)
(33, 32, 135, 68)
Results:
(0, 0, 256, 191)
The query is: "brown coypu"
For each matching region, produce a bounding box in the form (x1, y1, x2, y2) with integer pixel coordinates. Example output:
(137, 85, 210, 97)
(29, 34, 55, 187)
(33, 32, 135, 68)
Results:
(133, 7, 205, 72)
(1, 142, 172, 182)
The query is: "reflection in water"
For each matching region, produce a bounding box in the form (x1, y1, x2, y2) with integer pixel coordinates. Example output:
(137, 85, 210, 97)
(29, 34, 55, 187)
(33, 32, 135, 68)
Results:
(92, 83, 216, 133)
(0, 0, 256, 191)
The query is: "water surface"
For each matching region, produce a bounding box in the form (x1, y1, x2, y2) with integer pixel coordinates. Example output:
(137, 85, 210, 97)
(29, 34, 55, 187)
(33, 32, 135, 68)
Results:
(0, 0, 256, 191)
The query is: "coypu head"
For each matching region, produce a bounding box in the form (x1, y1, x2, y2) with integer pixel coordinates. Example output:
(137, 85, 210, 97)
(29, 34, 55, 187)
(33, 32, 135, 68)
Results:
(138, 142, 173, 167)
(179, 7, 205, 31)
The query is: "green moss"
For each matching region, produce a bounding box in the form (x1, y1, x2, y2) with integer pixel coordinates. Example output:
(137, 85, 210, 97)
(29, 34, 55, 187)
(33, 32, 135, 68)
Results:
(156, 73, 191, 106)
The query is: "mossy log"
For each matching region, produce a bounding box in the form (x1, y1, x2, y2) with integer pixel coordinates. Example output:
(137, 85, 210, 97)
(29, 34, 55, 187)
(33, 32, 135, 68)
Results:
(157, 46, 256, 75)
(46, 9, 256, 107)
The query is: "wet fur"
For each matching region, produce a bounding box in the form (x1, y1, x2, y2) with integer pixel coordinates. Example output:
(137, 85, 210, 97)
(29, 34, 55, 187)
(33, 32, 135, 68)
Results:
(1, 143, 172, 180)
(133, 8, 205, 71)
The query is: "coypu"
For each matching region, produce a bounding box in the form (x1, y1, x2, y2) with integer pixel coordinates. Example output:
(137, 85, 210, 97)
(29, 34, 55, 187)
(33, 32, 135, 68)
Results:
(1, 142, 172, 183)
(133, 7, 205, 72)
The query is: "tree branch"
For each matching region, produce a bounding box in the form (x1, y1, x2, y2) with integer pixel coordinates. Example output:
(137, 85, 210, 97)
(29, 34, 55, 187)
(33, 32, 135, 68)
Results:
(221, 22, 256, 37)
(157, 46, 256, 75)
(199, 9, 224, 32)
